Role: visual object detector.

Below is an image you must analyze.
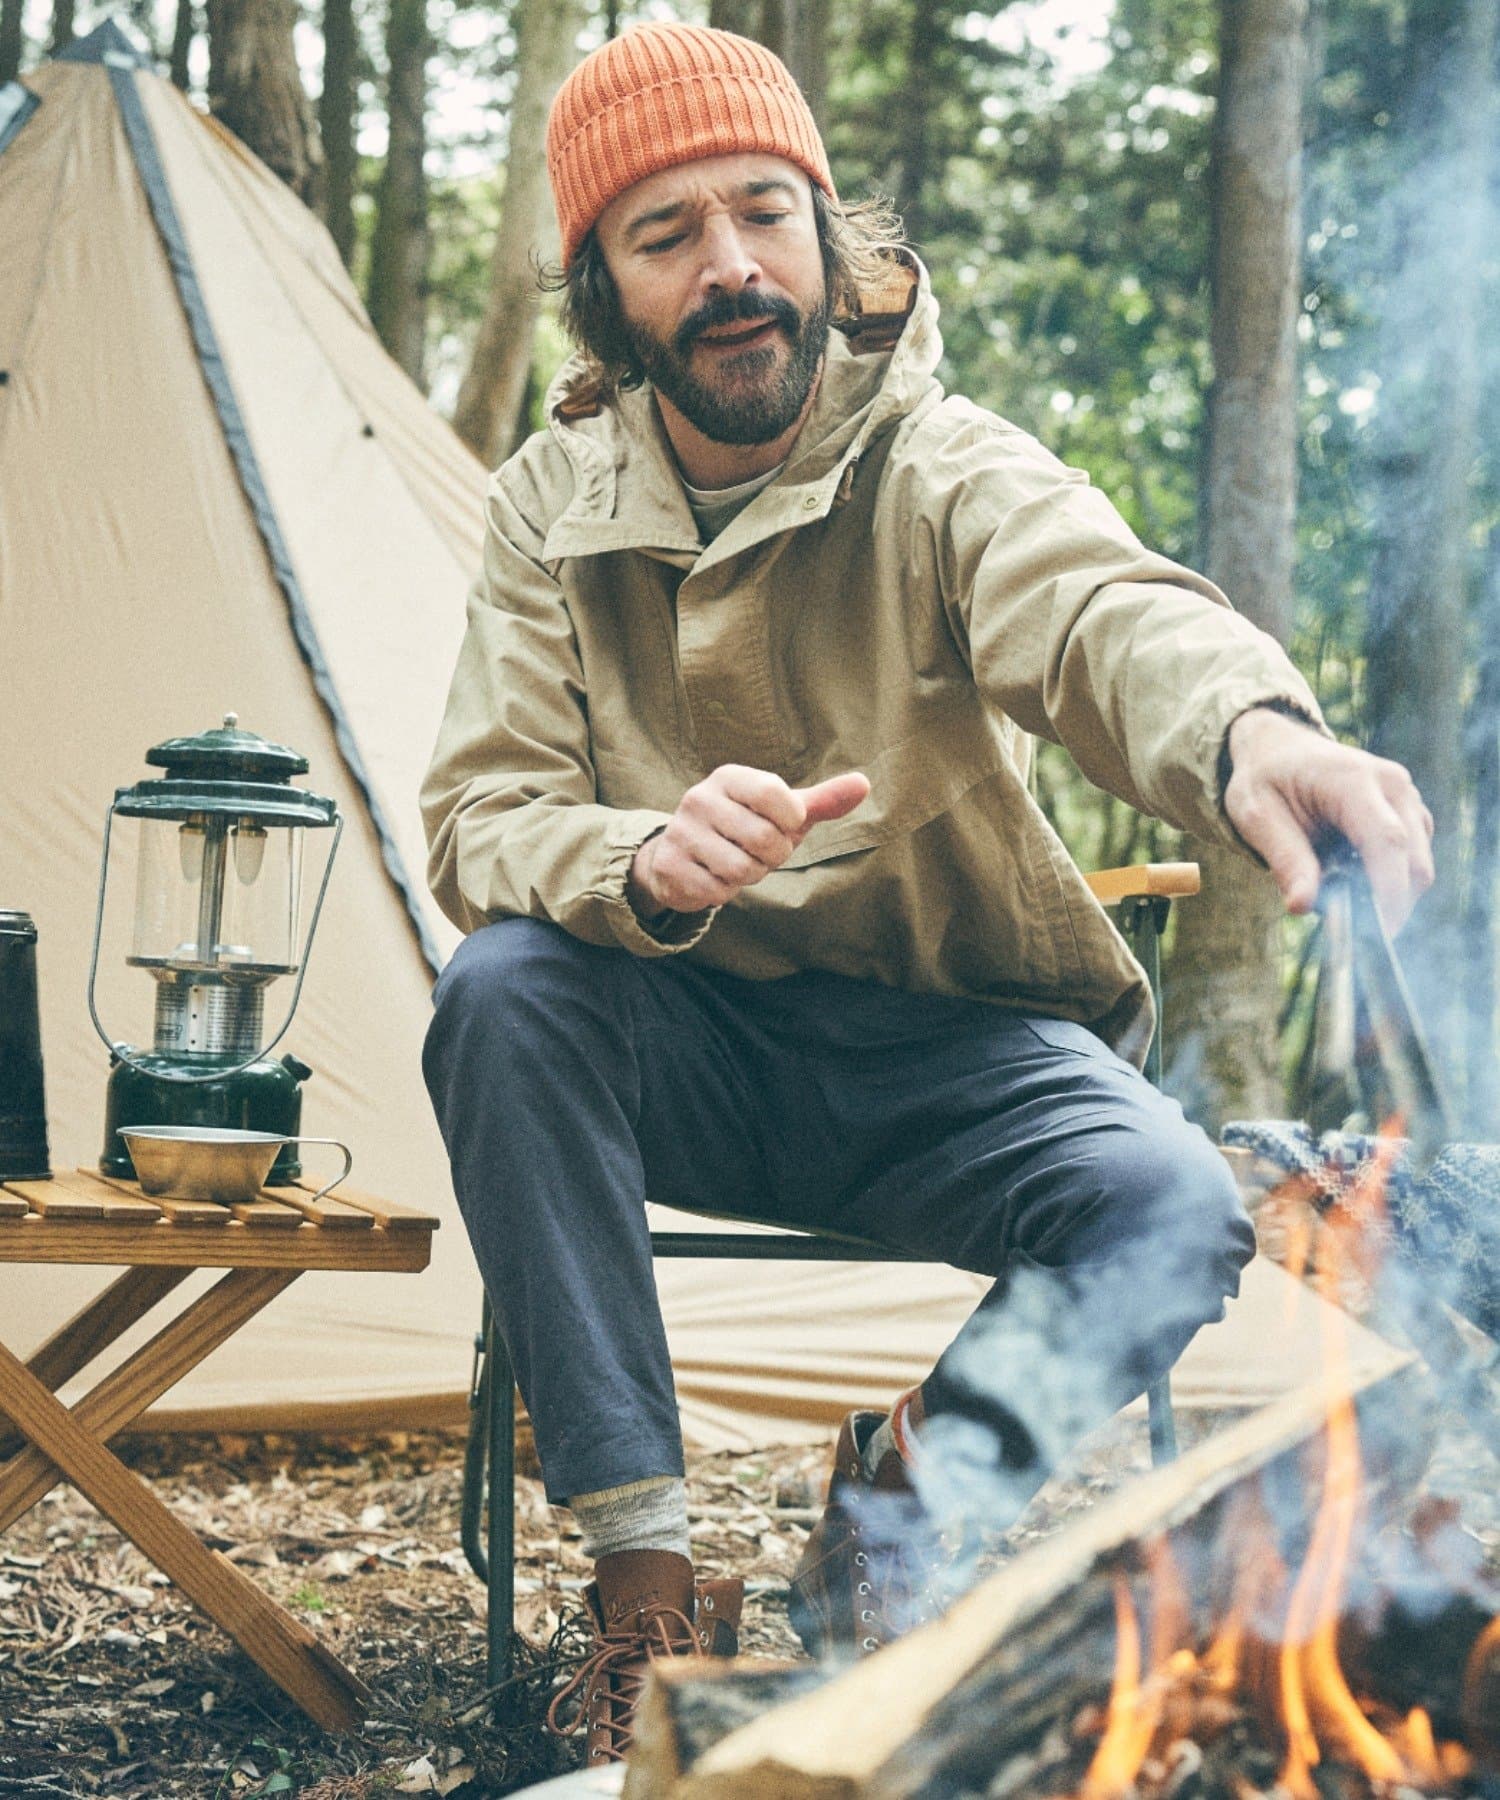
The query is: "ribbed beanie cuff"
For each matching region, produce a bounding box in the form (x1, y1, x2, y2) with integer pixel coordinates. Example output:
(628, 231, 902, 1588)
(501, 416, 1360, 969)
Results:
(547, 21, 836, 267)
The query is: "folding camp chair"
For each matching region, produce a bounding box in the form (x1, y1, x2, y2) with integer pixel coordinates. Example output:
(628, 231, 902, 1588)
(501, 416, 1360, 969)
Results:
(460, 862, 1201, 1691)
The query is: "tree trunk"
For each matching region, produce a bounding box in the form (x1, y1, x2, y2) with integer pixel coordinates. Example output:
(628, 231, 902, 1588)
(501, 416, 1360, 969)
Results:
(706, 0, 825, 119)
(1166, 0, 1308, 1131)
(50, 0, 75, 54)
(708, 0, 756, 33)
(787, 0, 829, 127)
(1363, 0, 1496, 1102)
(897, 0, 940, 249)
(0, 0, 23, 85)
(366, 0, 429, 381)
(451, 0, 586, 464)
(206, 0, 324, 203)
(169, 0, 194, 88)
(763, 0, 827, 121)
(319, 0, 357, 267)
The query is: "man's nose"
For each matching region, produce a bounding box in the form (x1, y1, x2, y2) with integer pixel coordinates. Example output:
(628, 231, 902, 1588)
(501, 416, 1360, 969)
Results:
(696, 217, 761, 295)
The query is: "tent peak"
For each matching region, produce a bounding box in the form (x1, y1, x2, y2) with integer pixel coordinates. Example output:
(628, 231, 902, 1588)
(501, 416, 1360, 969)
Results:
(55, 18, 153, 69)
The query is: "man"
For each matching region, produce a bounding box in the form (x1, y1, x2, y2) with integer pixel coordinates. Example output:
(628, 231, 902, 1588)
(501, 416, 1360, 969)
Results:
(421, 21, 1433, 1765)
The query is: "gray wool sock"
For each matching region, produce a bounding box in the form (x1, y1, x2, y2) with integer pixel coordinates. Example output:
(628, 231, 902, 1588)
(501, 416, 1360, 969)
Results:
(862, 1413, 899, 1476)
(862, 1388, 922, 1479)
(569, 1475, 691, 1562)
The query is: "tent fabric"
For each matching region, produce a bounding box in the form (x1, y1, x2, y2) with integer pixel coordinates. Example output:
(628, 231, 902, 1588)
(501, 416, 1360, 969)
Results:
(0, 42, 1384, 1451)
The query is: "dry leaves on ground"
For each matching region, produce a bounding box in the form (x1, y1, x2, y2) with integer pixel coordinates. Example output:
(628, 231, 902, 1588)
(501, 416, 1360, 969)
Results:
(0, 1398, 1493, 1799)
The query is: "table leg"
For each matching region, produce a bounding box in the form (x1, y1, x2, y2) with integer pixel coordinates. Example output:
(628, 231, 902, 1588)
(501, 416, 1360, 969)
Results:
(0, 1266, 191, 1461)
(0, 1337, 369, 1730)
(0, 1268, 298, 1530)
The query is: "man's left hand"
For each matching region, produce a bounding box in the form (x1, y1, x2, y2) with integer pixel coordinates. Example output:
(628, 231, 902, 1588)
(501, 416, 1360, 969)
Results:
(1223, 706, 1435, 933)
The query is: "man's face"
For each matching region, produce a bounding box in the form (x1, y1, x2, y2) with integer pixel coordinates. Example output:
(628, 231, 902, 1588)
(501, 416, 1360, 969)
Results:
(595, 153, 830, 447)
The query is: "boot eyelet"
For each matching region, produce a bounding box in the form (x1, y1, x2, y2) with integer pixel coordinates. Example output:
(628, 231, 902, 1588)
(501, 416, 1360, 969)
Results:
(853, 1553, 867, 1567)
(857, 1582, 871, 1596)
(860, 1609, 875, 1623)
(702, 1595, 714, 1611)
(861, 1635, 878, 1651)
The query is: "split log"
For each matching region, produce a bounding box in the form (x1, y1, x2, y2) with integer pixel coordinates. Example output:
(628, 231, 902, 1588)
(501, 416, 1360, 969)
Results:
(626, 1351, 1427, 1800)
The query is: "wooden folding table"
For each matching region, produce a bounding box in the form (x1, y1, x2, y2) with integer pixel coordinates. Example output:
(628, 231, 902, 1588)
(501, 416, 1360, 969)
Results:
(0, 1166, 438, 1730)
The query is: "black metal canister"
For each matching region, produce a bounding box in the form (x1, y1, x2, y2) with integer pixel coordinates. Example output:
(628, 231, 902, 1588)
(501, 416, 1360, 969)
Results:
(0, 910, 51, 1180)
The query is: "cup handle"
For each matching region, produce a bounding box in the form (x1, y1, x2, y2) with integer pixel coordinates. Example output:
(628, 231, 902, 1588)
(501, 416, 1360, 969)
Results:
(289, 1136, 353, 1204)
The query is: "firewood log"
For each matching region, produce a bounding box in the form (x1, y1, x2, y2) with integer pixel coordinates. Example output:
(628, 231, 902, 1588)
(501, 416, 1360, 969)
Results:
(625, 1353, 1424, 1800)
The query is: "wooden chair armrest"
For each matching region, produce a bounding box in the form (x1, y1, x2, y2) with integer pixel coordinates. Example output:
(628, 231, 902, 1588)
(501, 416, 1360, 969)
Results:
(1084, 862, 1202, 906)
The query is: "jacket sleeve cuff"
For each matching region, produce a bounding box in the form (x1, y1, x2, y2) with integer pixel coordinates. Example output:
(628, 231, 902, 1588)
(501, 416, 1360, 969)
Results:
(1203, 689, 1335, 849)
(595, 813, 719, 957)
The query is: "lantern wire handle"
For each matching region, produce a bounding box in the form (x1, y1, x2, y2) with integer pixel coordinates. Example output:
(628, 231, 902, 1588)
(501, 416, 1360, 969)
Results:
(87, 808, 345, 1086)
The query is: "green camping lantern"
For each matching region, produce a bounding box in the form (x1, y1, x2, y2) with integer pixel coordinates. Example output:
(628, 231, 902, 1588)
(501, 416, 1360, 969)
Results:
(89, 716, 343, 1183)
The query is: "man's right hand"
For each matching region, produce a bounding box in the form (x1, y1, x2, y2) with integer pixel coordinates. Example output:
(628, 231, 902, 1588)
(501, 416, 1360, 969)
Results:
(628, 764, 871, 918)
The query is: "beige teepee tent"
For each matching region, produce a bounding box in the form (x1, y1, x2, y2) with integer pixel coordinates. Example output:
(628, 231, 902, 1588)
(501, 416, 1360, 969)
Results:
(0, 24, 1385, 1449)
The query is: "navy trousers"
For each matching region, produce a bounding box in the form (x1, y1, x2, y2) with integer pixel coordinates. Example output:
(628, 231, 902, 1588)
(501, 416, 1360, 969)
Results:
(423, 918, 1254, 1514)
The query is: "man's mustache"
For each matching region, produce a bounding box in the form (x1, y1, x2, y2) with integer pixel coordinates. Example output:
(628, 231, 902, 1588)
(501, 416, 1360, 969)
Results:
(674, 291, 802, 356)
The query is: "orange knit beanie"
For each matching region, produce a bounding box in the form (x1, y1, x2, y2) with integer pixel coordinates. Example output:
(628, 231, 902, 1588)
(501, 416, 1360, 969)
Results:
(547, 21, 835, 268)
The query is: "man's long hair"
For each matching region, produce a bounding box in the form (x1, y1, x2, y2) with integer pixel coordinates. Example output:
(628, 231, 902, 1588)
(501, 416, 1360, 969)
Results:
(541, 187, 908, 414)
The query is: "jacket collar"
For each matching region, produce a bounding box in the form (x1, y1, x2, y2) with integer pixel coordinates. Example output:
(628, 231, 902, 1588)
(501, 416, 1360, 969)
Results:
(538, 253, 944, 568)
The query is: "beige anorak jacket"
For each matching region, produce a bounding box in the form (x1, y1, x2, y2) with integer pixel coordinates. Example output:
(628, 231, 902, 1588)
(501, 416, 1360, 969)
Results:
(423, 262, 1324, 1063)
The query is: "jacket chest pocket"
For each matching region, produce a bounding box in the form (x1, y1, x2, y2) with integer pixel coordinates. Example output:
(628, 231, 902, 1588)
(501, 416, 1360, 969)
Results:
(781, 688, 1013, 867)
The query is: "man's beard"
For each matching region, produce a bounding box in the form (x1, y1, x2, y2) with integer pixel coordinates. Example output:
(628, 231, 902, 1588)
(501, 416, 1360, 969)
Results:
(624, 288, 830, 447)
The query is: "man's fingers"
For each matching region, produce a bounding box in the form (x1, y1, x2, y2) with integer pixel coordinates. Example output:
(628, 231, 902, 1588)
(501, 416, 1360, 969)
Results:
(648, 837, 736, 910)
(796, 772, 871, 829)
(643, 767, 871, 915)
(713, 765, 806, 835)
(714, 797, 798, 869)
(1386, 772, 1436, 903)
(673, 821, 763, 890)
(1233, 787, 1322, 914)
(1328, 780, 1428, 935)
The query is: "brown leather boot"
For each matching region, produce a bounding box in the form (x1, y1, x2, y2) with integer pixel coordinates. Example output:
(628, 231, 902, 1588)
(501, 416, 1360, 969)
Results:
(546, 1549, 742, 1765)
(788, 1410, 939, 1659)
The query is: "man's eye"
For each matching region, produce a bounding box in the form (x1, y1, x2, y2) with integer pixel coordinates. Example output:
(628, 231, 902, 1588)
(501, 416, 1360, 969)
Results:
(641, 233, 687, 255)
(748, 212, 788, 226)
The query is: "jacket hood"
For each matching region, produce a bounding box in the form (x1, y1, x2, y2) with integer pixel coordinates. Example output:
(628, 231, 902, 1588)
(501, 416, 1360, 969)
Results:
(536, 253, 945, 565)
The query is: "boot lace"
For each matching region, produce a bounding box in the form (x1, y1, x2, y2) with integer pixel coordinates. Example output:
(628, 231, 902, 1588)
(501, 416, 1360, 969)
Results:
(546, 1605, 701, 1763)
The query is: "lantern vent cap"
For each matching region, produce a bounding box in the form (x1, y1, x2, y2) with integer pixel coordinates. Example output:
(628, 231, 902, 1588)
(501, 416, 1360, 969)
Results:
(112, 717, 337, 826)
(144, 715, 309, 784)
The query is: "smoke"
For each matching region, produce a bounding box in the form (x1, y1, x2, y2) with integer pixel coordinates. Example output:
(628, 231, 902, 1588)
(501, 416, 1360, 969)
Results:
(1297, 2, 1500, 1134)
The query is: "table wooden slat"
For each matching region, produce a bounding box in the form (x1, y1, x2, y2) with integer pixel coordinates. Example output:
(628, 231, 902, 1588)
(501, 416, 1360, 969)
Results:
(47, 1170, 165, 1225)
(296, 1179, 437, 1231)
(0, 1188, 30, 1218)
(226, 1197, 306, 1231)
(6, 1175, 105, 1220)
(82, 1169, 231, 1227)
(262, 1186, 372, 1230)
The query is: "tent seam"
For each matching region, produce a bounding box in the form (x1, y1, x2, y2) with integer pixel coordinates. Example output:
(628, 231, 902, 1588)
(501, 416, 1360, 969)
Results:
(106, 63, 444, 977)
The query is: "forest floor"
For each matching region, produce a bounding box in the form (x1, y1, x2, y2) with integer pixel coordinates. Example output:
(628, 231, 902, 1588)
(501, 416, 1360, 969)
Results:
(0, 1404, 1494, 1800)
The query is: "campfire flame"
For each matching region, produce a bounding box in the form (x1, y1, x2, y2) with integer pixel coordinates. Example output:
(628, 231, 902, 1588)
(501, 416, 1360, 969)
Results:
(1078, 1125, 1486, 1800)
(1081, 1578, 1158, 1800)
